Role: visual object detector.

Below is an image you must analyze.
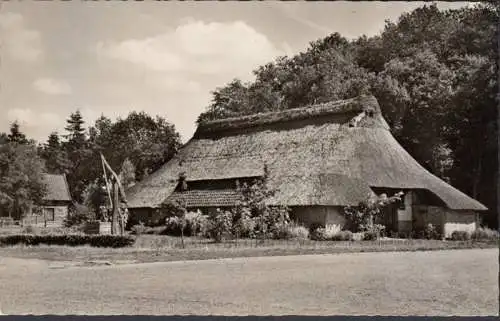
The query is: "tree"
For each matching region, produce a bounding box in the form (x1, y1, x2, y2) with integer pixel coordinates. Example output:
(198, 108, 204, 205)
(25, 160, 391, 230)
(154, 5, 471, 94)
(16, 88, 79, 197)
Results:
(7, 122, 29, 145)
(372, 50, 456, 175)
(62, 111, 92, 202)
(40, 132, 71, 175)
(92, 111, 181, 182)
(197, 79, 251, 123)
(0, 142, 47, 220)
(119, 158, 136, 188)
(160, 199, 187, 247)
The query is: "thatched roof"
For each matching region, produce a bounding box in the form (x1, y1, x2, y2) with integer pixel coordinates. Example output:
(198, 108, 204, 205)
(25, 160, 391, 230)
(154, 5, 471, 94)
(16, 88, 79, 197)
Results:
(127, 95, 487, 211)
(42, 174, 72, 202)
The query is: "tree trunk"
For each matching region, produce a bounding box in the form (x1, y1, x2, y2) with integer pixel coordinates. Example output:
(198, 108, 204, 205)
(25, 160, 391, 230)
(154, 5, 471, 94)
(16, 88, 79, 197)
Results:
(111, 182, 120, 235)
(472, 149, 483, 199)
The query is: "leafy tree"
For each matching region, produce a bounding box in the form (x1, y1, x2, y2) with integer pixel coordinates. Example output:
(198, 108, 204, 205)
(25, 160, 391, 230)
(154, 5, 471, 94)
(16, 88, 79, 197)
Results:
(372, 49, 456, 174)
(160, 199, 187, 247)
(0, 142, 47, 220)
(91, 111, 181, 182)
(119, 158, 136, 188)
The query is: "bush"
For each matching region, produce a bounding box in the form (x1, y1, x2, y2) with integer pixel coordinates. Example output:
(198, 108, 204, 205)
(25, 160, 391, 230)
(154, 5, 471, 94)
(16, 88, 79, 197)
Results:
(207, 209, 233, 242)
(273, 223, 309, 240)
(471, 227, 499, 241)
(0, 234, 135, 248)
(64, 203, 95, 227)
(163, 211, 209, 237)
(22, 225, 39, 234)
(450, 230, 471, 241)
(362, 224, 385, 241)
(310, 226, 353, 241)
(363, 230, 379, 241)
(144, 226, 168, 235)
(232, 208, 256, 238)
(331, 230, 354, 241)
(131, 222, 147, 235)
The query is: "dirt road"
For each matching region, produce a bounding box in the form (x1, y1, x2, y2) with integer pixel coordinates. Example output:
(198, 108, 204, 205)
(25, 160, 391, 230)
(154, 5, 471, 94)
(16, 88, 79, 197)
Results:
(0, 249, 497, 315)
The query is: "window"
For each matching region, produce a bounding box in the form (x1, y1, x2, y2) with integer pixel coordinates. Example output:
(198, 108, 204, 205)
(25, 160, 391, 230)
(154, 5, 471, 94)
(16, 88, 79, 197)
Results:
(44, 208, 55, 221)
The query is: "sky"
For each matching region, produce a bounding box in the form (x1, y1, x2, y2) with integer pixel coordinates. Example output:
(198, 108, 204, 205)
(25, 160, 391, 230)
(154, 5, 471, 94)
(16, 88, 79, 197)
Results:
(0, 1, 475, 143)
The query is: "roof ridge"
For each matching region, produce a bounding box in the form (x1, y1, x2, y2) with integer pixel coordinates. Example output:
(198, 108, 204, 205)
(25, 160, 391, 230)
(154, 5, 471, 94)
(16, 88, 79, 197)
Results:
(195, 94, 381, 136)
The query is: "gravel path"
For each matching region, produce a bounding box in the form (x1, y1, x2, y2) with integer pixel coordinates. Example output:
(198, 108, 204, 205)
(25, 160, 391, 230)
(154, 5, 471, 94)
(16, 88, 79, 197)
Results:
(0, 249, 498, 316)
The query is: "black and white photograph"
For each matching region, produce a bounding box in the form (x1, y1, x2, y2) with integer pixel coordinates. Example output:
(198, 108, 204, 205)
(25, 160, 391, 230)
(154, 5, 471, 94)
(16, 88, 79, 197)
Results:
(0, 0, 498, 317)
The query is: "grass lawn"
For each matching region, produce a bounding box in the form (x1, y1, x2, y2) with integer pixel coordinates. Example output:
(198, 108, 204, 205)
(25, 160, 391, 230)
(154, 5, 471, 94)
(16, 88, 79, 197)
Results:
(0, 234, 496, 265)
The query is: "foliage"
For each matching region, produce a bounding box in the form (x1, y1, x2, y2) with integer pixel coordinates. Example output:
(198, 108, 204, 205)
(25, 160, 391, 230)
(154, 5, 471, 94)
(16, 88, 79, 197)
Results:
(164, 210, 209, 237)
(207, 209, 234, 242)
(64, 203, 95, 227)
(232, 168, 290, 240)
(131, 222, 147, 235)
(450, 230, 471, 241)
(471, 227, 499, 241)
(311, 227, 353, 241)
(40, 132, 71, 175)
(0, 142, 47, 220)
(344, 192, 403, 234)
(119, 158, 136, 188)
(272, 222, 309, 240)
(423, 223, 442, 240)
(231, 207, 256, 239)
(332, 231, 354, 241)
(22, 225, 39, 235)
(7, 122, 30, 145)
(0, 234, 135, 248)
(362, 224, 386, 241)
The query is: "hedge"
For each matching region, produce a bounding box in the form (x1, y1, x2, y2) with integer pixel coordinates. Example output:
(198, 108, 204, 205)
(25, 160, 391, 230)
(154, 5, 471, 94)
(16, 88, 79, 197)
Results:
(0, 234, 135, 248)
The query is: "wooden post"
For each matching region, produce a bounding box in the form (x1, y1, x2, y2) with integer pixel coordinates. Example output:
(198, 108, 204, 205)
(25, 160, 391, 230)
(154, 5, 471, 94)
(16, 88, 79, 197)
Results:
(111, 180, 120, 235)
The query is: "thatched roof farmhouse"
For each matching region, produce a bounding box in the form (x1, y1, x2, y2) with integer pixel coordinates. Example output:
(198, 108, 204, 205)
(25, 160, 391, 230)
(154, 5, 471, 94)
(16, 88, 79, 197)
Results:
(127, 95, 486, 237)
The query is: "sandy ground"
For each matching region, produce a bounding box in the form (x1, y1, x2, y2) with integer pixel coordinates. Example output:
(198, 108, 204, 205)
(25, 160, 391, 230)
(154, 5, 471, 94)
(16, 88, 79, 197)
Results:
(0, 248, 498, 316)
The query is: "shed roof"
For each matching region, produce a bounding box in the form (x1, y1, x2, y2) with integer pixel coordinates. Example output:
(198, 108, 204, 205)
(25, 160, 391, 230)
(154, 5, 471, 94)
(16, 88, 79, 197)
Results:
(42, 174, 72, 202)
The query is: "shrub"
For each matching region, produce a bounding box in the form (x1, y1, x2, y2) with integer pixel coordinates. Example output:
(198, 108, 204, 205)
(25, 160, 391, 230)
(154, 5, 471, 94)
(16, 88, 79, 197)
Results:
(471, 227, 499, 241)
(163, 211, 209, 237)
(310, 227, 327, 241)
(273, 223, 309, 240)
(450, 230, 471, 241)
(352, 232, 365, 241)
(22, 225, 39, 234)
(64, 203, 95, 227)
(310, 227, 353, 241)
(144, 226, 168, 235)
(362, 224, 385, 241)
(207, 209, 233, 242)
(0, 234, 135, 248)
(424, 223, 442, 240)
(331, 230, 354, 241)
(185, 211, 209, 236)
(131, 222, 147, 235)
(232, 207, 256, 238)
(363, 230, 378, 241)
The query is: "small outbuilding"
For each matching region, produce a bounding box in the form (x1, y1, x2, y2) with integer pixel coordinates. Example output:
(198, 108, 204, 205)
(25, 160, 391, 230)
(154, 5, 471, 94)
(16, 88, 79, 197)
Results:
(25, 173, 73, 227)
(126, 95, 486, 237)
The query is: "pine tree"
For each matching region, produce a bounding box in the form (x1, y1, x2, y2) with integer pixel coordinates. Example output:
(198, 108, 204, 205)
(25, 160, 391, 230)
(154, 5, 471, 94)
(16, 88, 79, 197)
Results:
(7, 121, 29, 145)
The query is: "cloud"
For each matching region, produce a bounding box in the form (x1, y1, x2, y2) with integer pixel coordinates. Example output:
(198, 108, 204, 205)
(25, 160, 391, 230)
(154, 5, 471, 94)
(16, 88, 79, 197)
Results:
(0, 12, 42, 62)
(95, 20, 285, 81)
(33, 78, 72, 95)
(6, 108, 63, 141)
